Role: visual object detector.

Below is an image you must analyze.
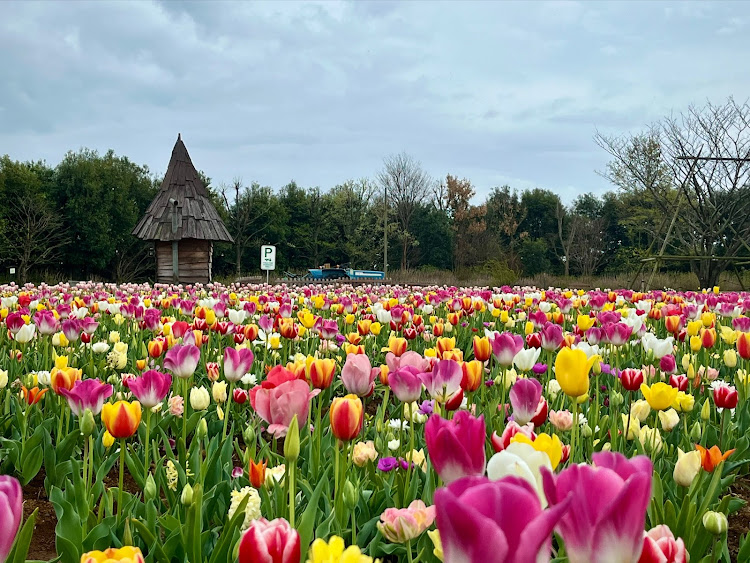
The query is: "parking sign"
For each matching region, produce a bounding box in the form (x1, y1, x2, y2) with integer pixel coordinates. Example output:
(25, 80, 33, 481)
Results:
(261, 245, 276, 271)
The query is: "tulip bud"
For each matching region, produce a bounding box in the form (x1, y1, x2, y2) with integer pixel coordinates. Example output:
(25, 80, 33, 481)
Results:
(243, 424, 256, 446)
(123, 518, 134, 546)
(609, 390, 623, 408)
(81, 408, 96, 437)
(599, 414, 609, 429)
(181, 483, 194, 506)
(687, 364, 695, 382)
(682, 354, 691, 372)
(343, 480, 357, 510)
(144, 474, 157, 501)
(102, 430, 115, 448)
(581, 424, 592, 438)
(196, 418, 208, 440)
(701, 400, 711, 421)
(284, 414, 300, 463)
(702, 511, 728, 535)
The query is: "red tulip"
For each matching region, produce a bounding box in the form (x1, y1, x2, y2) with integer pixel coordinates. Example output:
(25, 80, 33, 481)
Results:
(668, 374, 688, 392)
(713, 383, 738, 410)
(620, 369, 644, 392)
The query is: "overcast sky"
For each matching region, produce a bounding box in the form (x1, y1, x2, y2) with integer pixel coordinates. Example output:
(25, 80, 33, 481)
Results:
(1, 1, 748, 202)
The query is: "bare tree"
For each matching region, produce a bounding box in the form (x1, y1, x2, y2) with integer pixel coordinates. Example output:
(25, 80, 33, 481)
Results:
(3, 193, 68, 282)
(377, 153, 432, 270)
(556, 202, 578, 277)
(569, 216, 607, 277)
(595, 98, 750, 288)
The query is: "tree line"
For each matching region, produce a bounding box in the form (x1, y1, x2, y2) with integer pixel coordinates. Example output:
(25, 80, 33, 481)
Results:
(1, 98, 747, 286)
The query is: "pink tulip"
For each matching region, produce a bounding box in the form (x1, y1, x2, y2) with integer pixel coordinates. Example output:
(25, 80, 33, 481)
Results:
(389, 366, 423, 403)
(604, 322, 633, 347)
(542, 451, 653, 563)
(238, 518, 300, 563)
(0, 475, 22, 563)
(732, 317, 750, 333)
(58, 378, 113, 416)
(34, 310, 58, 335)
(61, 319, 82, 343)
(249, 379, 319, 437)
(540, 323, 564, 351)
(425, 411, 486, 484)
(659, 354, 677, 375)
(128, 370, 172, 408)
(223, 347, 254, 382)
(435, 475, 570, 563)
(548, 409, 574, 431)
(377, 500, 436, 543)
(385, 350, 427, 374)
(490, 421, 536, 452)
(420, 359, 462, 403)
(509, 378, 542, 426)
(491, 333, 524, 366)
(5, 313, 25, 335)
(341, 354, 377, 396)
(638, 525, 688, 563)
(164, 344, 201, 379)
(79, 317, 99, 335)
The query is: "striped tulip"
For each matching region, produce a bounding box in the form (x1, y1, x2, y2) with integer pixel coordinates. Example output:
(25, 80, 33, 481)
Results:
(102, 401, 142, 439)
(329, 394, 364, 441)
(472, 336, 491, 362)
(309, 358, 336, 389)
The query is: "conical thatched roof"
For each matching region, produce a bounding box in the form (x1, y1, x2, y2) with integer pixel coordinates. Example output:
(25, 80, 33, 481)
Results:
(132, 134, 233, 242)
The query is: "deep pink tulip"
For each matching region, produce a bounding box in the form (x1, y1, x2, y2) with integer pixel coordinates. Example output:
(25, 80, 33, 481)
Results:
(61, 319, 82, 343)
(58, 378, 113, 416)
(5, 313, 25, 335)
(341, 354, 378, 396)
(585, 326, 605, 345)
(385, 350, 427, 374)
(79, 317, 99, 335)
(491, 421, 535, 452)
(659, 354, 677, 375)
(0, 475, 22, 563)
(389, 366, 423, 403)
(491, 332, 524, 365)
(238, 517, 300, 563)
(713, 382, 738, 410)
(34, 310, 58, 335)
(435, 476, 570, 563)
(420, 359, 462, 403)
(540, 323, 564, 351)
(668, 374, 688, 392)
(164, 344, 201, 379)
(249, 379, 319, 437)
(128, 370, 172, 409)
(542, 451, 653, 563)
(638, 525, 688, 563)
(425, 410, 486, 484)
(604, 322, 633, 347)
(509, 377, 542, 426)
(223, 347, 255, 382)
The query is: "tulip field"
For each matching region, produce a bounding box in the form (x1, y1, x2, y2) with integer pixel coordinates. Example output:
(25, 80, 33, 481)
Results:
(2, 283, 750, 563)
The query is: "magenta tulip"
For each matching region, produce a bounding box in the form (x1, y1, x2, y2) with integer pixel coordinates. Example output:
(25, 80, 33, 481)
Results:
(425, 410, 486, 484)
(341, 354, 377, 396)
(389, 366, 423, 403)
(638, 525, 688, 563)
(659, 354, 677, 375)
(34, 309, 58, 335)
(542, 451, 653, 563)
(420, 359, 462, 403)
(5, 313, 25, 336)
(0, 475, 22, 563)
(238, 517, 300, 563)
(540, 323, 564, 351)
(79, 317, 99, 335)
(604, 322, 633, 347)
(223, 347, 255, 382)
(491, 332, 524, 366)
(164, 344, 201, 379)
(61, 319, 82, 343)
(732, 317, 750, 333)
(58, 378, 113, 416)
(250, 379, 319, 437)
(435, 475, 570, 563)
(128, 370, 172, 409)
(509, 378, 542, 426)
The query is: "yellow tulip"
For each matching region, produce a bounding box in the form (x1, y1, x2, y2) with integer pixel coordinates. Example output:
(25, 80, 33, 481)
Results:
(81, 546, 144, 563)
(640, 382, 679, 411)
(719, 325, 738, 345)
(576, 315, 595, 331)
(689, 335, 702, 352)
(724, 349, 738, 368)
(673, 448, 701, 487)
(307, 535, 373, 563)
(672, 391, 695, 413)
(701, 312, 715, 327)
(687, 320, 702, 337)
(511, 433, 563, 470)
(554, 347, 597, 398)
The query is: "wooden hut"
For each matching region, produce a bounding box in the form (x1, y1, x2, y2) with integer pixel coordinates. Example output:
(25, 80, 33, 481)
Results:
(132, 135, 233, 284)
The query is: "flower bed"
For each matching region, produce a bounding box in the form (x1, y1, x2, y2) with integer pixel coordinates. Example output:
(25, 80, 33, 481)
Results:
(1, 282, 750, 562)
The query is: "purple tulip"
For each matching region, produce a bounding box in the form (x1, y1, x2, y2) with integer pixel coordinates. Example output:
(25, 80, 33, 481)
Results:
(388, 366, 423, 403)
(128, 370, 173, 408)
(164, 344, 201, 379)
(604, 322, 633, 347)
(341, 354, 377, 396)
(435, 476, 569, 563)
(540, 323, 564, 351)
(659, 354, 677, 375)
(491, 332, 524, 366)
(420, 360, 462, 403)
(319, 319, 339, 340)
(418, 400, 435, 416)
(509, 378, 542, 426)
(223, 347, 254, 382)
(542, 451, 653, 563)
(0, 475, 22, 562)
(425, 411, 486, 484)
(378, 457, 399, 472)
(585, 326, 605, 345)
(58, 378, 113, 416)
(532, 363, 548, 375)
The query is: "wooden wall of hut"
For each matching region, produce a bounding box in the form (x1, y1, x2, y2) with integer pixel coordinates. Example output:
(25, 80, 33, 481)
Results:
(155, 239, 213, 284)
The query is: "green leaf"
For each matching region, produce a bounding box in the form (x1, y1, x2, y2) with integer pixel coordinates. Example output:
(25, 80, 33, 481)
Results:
(298, 467, 329, 563)
(7, 508, 37, 563)
(207, 495, 249, 563)
(130, 519, 171, 563)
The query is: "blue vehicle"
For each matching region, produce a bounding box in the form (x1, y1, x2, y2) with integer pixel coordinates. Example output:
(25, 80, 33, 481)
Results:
(304, 266, 385, 281)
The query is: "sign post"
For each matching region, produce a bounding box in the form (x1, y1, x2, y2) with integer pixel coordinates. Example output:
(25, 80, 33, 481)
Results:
(260, 245, 276, 285)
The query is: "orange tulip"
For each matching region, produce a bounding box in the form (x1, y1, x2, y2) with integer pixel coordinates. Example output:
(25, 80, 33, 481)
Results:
(343, 343, 365, 355)
(330, 394, 364, 441)
(309, 358, 336, 389)
(102, 401, 142, 439)
(472, 336, 491, 362)
(378, 364, 389, 385)
(285, 360, 307, 381)
(81, 547, 145, 563)
(249, 458, 267, 489)
(279, 318, 299, 339)
(386, 337, 407, 357)
(700, 328, 716, 349)
(22, 385, 47, 405)
(695, 444, 734, 472)
(50, 367, 82, 394)
(244, 324, 259, 342)
(665, 315, 681, 335)
(136, 359, 147, 371)
(346, 332, 362, 345)
(461, 360, 483, 392)
(442, 349, 464, 362)
(432, 322, 444, 337)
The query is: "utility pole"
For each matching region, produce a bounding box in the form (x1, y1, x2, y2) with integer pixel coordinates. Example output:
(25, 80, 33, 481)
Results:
(383, 185, 388, 279)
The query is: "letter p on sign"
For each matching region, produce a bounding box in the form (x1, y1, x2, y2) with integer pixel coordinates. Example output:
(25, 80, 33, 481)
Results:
(260, 245, 276, 271)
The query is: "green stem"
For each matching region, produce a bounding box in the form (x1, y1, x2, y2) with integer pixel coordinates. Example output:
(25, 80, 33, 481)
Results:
(406, 539, 414, 563)
(223, 381, 234, 439)
(118, 438, 125, 523)
(288, 460, 296, 527)
(144, 408, 151, 475)
(405, 403, 415, 496)
(571, 398, 579, 463)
